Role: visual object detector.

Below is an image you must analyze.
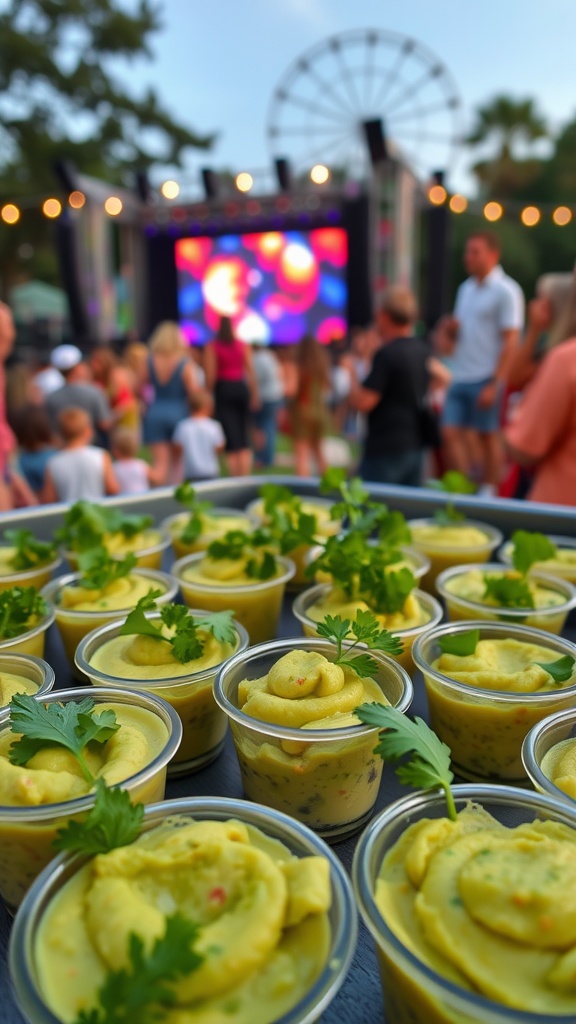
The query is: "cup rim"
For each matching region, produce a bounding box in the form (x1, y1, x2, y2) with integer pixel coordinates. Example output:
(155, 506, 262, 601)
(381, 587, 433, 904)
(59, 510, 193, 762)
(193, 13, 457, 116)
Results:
(0, 550, 62, 585)
(213, 635, 413, 741)
(0, 653, 55, 706)
(498, 535, 576, 568)
(59, 525, 170, 561)
(0, 686, 182, 819)
(408, 517, 504, 551)
(41, 569, 179, 620)
(171, 551, 296, 593)
(10, 795, 358, 1024)
(161, 507, 256, 535)
(522, 706, 576, 798)
(352, 783, 576, 1024)
(411, 619, 576, 703)
(292, 582, 443, 639)
(74, 609, 250, 688)
(435, 563, 576, 616)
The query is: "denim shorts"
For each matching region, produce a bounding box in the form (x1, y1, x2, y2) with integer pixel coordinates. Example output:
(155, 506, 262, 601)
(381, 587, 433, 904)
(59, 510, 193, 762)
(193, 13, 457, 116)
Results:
(442, 378, 503, 433)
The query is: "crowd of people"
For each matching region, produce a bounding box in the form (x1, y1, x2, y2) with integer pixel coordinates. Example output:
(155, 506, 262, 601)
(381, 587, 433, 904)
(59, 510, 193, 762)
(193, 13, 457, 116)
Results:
(0, 226, 574, 509)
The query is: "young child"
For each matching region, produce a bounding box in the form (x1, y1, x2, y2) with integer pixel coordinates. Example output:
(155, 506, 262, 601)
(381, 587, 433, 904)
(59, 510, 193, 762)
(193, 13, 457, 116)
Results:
(111, 426, 160, 494)
(42, 406, 119, 503)
(172, 390, 225, 482)
(11, 404, 57, 498)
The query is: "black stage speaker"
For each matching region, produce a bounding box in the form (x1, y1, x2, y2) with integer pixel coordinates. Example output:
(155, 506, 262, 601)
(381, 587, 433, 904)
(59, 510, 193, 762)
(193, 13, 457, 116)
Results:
(201, 168, 219, 200)
(275, 158, 292, 192)
(362, 119, 388, 166)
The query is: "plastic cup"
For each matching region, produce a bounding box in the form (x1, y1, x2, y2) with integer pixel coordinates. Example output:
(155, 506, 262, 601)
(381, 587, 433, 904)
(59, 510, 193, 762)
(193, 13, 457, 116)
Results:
(412, 620, 576, 782)
(172, 552, 295, 645)
(0, 549, 62, 594)
(0, 602, 54, 659)
(246, 496, 342, 588)
(161, 507, 256, 559)
(292, 582, 443, 676)
(41, 569, 178, 669)
(214, 637, 413, 840)
(62, 527, 171, 571)
(0, 654, 55, 711)
(522, 707, 576, 803)
(75, 612, 250, 776)
(0, 686, 181, 911)
(498, 534, 576, 584)
(408, 517, 503, 592)
(353, 785, 576, 1024)
(10, 795, 357, 1024)
(435, 563, 576, 634)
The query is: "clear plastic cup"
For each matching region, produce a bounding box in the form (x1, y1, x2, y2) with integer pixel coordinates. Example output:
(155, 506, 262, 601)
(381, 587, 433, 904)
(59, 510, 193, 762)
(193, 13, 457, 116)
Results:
(171, 552, 296, 645)
(408, 517, 503, 592)
(412, 620, 576, 781)
(292, 582, 443, 676)
(0, 602, 54, 659)
(246, 496, 342, 588)
(353, 785, 576, 1024)
(0, 686, 181, 911)
(10, 795, 357, 1024)
(62, 527, 171, 571)
(522, 707, 576, 803)
(0, 654, 55, 711)
(214, 637, 413, 840)
(498, 534, 576, 584)
(161, 507, 256, 559)
(75, 612, 250, 776)
(305, 542, 432, 585)
(41, 569, 178, 669)
(0, 548, 62, 594)
(435, 563, 576, 634)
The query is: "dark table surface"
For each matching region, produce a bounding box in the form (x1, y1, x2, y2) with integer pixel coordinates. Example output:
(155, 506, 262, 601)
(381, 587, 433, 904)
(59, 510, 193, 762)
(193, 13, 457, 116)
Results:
(2, 478, 576, 1023)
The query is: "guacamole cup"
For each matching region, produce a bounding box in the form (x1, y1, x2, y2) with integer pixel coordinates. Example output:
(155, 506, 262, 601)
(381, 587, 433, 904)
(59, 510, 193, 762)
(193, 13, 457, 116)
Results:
(62, 527, 171, 571)
(0, 547, 62, 594)
(246, 496, 342, 588)
(41, 569, 178, 670)
(408, 517, 503, 591)
(214, 637, 413, 841)
(292, 582, 443, 676)
(161, 507, 256, 559)
(0, 654, 55, 710)
(435, 563, 576, 634)
(10, 795, 357, 1024)
(171, 552, 295, 645)
(0, 686, 181, 911)
(353, 785, 576, 1024)
(75, 612, 250, 776)
(522, 707, 576, 803)
(0, 602, 54, 659)
(412, 621, 576, 782)
(498, 534, 576, 584)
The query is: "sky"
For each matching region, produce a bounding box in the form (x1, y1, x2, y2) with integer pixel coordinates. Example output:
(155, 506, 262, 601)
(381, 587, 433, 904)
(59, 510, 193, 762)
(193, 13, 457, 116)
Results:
(120, 0, 576, 197)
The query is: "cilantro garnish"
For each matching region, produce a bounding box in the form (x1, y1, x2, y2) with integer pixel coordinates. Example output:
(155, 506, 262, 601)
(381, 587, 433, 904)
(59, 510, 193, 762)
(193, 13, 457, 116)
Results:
(433, 503, 465, 526)
(316, 611, 403, 678)
(73, 914, 204, 1024)
(483, 575, 535, 609)
(8, 694, 119, 784)
(535, 655, 576, 684)
(0, 586, 48, 639)
(437, 629, 479, 657)
(257, 484, 320, 554)
(174, 483, 213, 545)
(120, 594, 236, 663)
(428, 471, 476, 495)
(56, 501, 153, 552)
(3, 529, 57, 571)
(77, 546, 137, 590)
(207, 529, 278, 579)
(511, 530, 557, 575)
(318, 469, 411, 544)
(53, 780, 144, 855)
(307, 533, 416, 615)
(354, 704, 456, 820)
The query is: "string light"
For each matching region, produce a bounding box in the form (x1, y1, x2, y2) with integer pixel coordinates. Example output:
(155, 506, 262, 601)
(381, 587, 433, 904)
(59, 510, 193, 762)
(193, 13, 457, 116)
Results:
(161, 180, 180, 200)
(521, 205, 540, 227)
(449, 194, 468, 213)
(1, 204, 20, 224)
(42, 198, 62, 219)
(484, 201, 503, 222)
(104, 196, 123, 216)
(235, 172, 253, 193)
(428, 184, 447, 205)
(553, 206, 572, 226)
(69, 191, 86, 209)
(310, 164, 330, 185)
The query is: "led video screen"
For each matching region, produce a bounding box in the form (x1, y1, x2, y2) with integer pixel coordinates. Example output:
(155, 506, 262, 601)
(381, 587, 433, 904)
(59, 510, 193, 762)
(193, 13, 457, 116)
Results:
(175, 227, 347, 345)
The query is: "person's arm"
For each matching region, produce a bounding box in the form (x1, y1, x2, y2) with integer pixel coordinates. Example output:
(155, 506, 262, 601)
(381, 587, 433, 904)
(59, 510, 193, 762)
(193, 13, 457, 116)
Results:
(182, 359, 198, 400)
(102, 452, 120, 496)
(203, 343, 216, 392)
(41, 466, 58, 505)
(94, 389, 113, 433)
(9, 467, 38, 507)
(507, 297, 551, 392)
(476, 327, 519, 409)
(427, 355, 452, 390)
(146, 461, 165, 487)
(504, 345, 573, 466)
(243, 344, 259, 411)
(349, 349, 384, 413)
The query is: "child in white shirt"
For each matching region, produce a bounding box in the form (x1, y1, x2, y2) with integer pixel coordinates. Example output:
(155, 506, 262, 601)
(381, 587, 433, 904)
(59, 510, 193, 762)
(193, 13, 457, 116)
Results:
(111, 427, 160, 494)
(172, 391, 225, 482)
(42, 407, 119, 503)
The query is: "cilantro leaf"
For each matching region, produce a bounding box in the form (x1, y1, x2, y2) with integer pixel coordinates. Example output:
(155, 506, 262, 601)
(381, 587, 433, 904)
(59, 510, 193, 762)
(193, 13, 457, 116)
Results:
(355, 704, 456, 820)
(433, 503, 465, 525)
(8, 694, 119, 784)
(74, 914, 204, 1024)
(78, 546, 136, 590)
(159, 604, 190, 629)
(194, 610, 236, 645)
(427, 471, 476, 495)
(174, 483, 213, 544)
(56, 501, 153, 551)
(170, 621, 204, 663)
(319, 468, 347, 494)
(0, 586, 48, 640)
(437, 629, 479, 657)
(4, 529, 57, 570)
(316, 611, 403, 678)
(308, 533, 416, 614)
(511, 530, 557, 575)
(120, 599, 236, 664)
(484, 575, 535, 609)
(53, 780, 144, 854)
(535, 655, 576, 684)
(207, 530, 252, 561)
(246, 550, 277, 580)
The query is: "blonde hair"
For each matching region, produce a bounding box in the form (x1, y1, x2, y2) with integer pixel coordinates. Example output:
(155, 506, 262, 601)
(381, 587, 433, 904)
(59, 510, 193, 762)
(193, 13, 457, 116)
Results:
(58, 406, 92, 443)
(190, 389, 214, 415)
(111, 426, 139, 458)
(148, 321, 187, 356)
(537, 268, 576, 349)
(379, 285, 418, 326)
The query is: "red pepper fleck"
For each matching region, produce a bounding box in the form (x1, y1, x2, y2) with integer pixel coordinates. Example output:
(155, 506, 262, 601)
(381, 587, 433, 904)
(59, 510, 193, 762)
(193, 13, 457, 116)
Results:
(338, 789, 347, 796)
(208, 887, 227, 905)
(297, 677, 305, 686)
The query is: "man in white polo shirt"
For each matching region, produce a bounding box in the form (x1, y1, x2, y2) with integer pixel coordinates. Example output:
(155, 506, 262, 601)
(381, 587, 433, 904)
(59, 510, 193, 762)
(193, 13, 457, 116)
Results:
(442, 231, 524, 494)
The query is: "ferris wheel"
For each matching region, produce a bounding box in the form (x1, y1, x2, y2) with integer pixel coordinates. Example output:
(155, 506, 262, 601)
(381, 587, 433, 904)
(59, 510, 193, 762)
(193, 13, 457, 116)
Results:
(267, 29, 463, 181)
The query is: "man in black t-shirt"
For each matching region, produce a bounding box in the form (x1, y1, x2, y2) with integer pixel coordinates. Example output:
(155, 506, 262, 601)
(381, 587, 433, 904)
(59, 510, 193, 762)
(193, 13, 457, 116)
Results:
(350, 286, 429, 486)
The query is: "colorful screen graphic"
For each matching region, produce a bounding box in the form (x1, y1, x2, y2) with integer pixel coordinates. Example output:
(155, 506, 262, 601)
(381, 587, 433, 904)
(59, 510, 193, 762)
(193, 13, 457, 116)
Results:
(175, 227, 347, 345)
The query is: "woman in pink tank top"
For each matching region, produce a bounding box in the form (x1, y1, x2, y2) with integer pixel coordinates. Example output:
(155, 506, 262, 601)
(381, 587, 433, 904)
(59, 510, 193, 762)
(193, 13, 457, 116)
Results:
(204, 316, 258, 476)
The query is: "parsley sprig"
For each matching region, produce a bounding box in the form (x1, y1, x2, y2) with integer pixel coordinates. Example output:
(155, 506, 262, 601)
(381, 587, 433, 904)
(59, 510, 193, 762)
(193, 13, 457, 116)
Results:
(355, 704, 456, 820)
(511, 530, 557, 575)
(484, 575, 535, 609)
(77, 546, 137, 590)
(207, 529, 279, 580)
(316, 611, 403, 678)
(119, 593, 236, 663)
(319, 469, 411, 544)
(0, 586, 48, 639)
(258, 483, 319, 554)
(437, 629, 479, 657)
(56, 501, 153, 552)
(74, 914, 204, 1024)
(427, 470, 476, 525)
(481, 531, 558, 610)
(535, 655, 576, 684)
(174, 483, 213, 545)
(3, 529, 57, 570)
(54, 780, 144, 854)
(8, 694, 119, 784)
(308, 533, 416, 615)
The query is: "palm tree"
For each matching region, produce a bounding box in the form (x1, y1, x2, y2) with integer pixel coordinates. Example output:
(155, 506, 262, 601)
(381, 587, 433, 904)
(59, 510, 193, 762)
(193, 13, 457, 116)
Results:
(465, 96, 548, 195)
